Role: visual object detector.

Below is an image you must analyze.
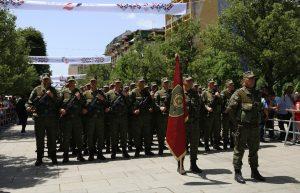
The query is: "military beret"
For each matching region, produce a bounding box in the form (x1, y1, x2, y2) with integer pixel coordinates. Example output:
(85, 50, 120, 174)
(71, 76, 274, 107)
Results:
(67, 76, 76, 82)
(41, 73, 50, 80)
(208, 79, 215, 83)
(138, 77, 145, 82)
(114, 79, 121, 83)
(161, 77, 170, 83)
(184, 76, 193, 81)
(243, 71, 255, 78)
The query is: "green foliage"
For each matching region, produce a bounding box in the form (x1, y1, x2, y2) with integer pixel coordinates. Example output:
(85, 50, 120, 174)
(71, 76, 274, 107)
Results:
(19, 27, 49, 76)
(200, 0, 299, 91)
(77, 64, 112, 87)
(111, 21, 201, 85)
(0, 10, 37, 95)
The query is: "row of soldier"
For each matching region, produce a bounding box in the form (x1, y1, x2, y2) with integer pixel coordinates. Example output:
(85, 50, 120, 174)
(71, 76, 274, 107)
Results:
(26, 71, 265, 184)
(26, 74, 235, 170)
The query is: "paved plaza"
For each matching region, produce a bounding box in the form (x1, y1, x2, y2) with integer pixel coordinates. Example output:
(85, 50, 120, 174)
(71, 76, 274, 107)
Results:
(0, 120, 299, 193)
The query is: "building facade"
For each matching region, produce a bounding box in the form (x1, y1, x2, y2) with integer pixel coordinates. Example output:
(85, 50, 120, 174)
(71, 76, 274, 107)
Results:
(165, 0, 228, 35)
(105, 28, 165, 67)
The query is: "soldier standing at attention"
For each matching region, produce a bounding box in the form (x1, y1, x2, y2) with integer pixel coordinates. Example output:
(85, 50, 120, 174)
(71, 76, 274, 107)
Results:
(221, 80, 235, 150)
(127, 82, 136, 151)
(106, 79, 130, 159)
(26, 73, 59, 166)
(83, 78, 109, 161)
(154, 77, 172, 155)
(226, 71, 265, 184)
(130, 78, 155, 157)
(184, 76, 204, 173)
(202, 79, 222, 151)
(60, 76, 86, 163)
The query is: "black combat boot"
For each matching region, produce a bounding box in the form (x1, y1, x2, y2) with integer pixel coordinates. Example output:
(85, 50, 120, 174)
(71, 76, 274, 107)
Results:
(134, 149, 140, 158)
(122, 148, 130, 158)
(77, 151, 86, 162)
(145, 148, 155, 156)
(50, 153, 58, 165)
(251, 168, 266, 182)
(35, 152, 43, 166)
(97, 150, 106, 160)
(190, 159, 202, 173)
(158, 145, 164, 156)
(88, 153, 94, 161)
(223, 139, 228, 150)
(234, 169, 246, 184)
(205, 140, 211, 152)
(62, 152, 69, 163)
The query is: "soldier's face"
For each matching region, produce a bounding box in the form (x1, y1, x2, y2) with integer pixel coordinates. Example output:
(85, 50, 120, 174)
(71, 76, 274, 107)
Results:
(138, 81, 145, 89)
(42, 78, 51, 87)
(115, 82, 122, 90)
(68, 81, 76, 89)
(90, 81, 97, 89)
(162, 82, 169, 90)
(228, 83, 235, 92)
(208, 82, 215, 89)
(185, 80, 193, 89)
(245, 77, 255, 88)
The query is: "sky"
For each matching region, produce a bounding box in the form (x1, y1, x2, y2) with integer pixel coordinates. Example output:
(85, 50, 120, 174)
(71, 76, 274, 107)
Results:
(11, 0, 170, 76)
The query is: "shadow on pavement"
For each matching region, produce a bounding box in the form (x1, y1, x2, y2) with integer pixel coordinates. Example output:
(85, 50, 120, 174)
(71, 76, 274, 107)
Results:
(0, 154, 65, 190)
(246, 176, 300, 184)
(0, 120, 35, 141)
(184, 168, 232, 186)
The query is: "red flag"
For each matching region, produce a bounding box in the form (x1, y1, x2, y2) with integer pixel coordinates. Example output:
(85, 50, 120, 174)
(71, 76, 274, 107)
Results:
(166, 54, 187, 161)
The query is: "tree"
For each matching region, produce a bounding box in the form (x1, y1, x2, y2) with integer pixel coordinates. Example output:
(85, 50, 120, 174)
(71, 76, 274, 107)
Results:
(19, 27, 49, 76)
(111, 21, 201, 85)
(161, 21, 201, 75)
(200, 0, 299, 90)
(0, 10, 37, 95)
(77, 64, 112, 87)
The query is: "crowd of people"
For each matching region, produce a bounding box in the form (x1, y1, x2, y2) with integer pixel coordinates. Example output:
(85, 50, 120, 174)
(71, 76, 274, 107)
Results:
(4, 71, 297, 184)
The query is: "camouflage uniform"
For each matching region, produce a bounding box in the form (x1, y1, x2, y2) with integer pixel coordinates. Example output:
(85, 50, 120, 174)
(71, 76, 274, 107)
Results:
(221, 85, 235, 149)
(202, 86, 222, 149)
(154, 79, 172, 155)
(26, 74, 59, 166)
(106, 87, 130, 159)
(226, 71, 265, 183)
(83, 88, 107, 160)
(60, 84, 86, 162)
(130, 86, 156, 157)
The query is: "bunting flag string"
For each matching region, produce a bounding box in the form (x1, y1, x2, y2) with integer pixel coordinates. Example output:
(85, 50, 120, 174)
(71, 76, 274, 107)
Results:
(29, 56, 111, 65)
(0, 0, 187, 15)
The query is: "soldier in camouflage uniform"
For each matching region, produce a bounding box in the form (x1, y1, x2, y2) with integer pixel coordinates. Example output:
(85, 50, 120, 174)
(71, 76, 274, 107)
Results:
(106, 79, 130, 159)
(127, 82, 136, 151)
(184, 76, 204, 173)
(26, 73, 59, 166)
(226, 71, 265, 184)
(154, 78, 172, 155)
(202, 79, 222, 151)
(83, 78, 109, 161)
(130, 78, 155, 157)
(59, 76, 86, 163)
(221, 80, 235, 150)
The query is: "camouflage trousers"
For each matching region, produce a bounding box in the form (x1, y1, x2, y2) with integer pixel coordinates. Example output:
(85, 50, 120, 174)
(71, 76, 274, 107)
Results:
(186, 118, 200, 161)
(233, 123, 260, 170)
(34, 116, 58, 157)
(61, 116, 83, 153)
